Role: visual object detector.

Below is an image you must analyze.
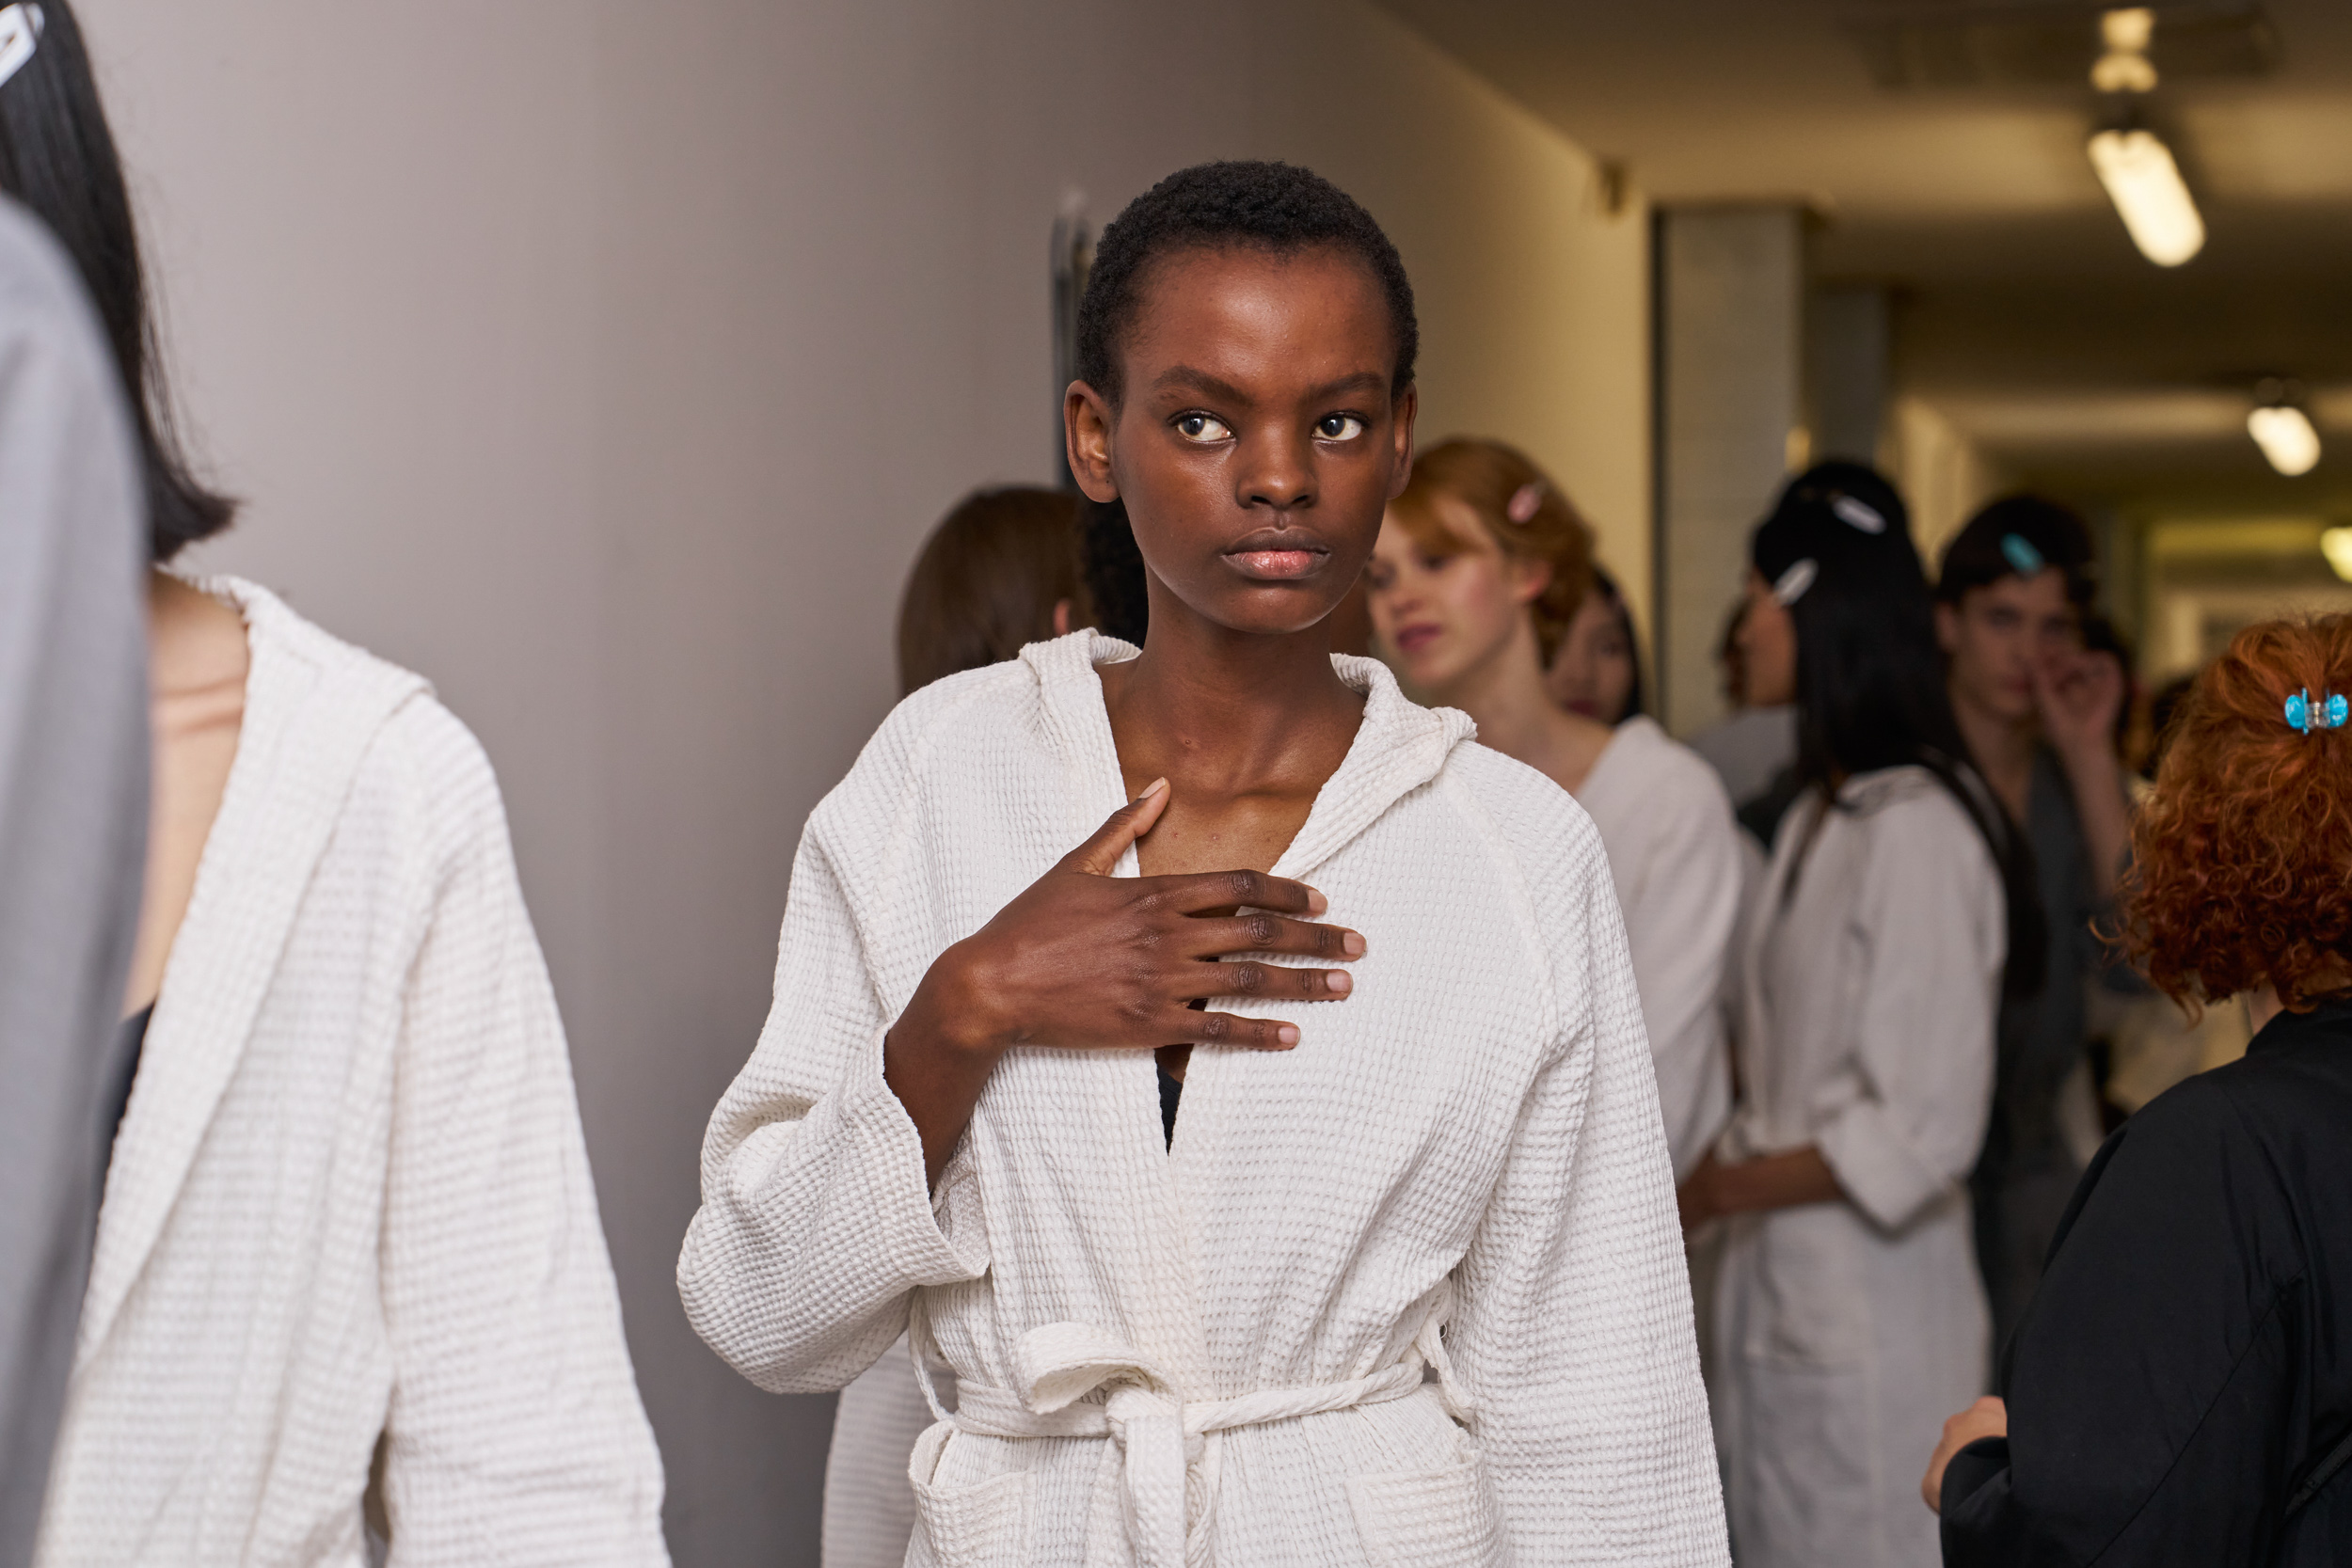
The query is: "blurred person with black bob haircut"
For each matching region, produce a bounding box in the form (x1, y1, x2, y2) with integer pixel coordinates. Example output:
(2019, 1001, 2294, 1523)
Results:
(897, 485, 1089, 696)
(1683, 461, 2039, 1568)
(1934, 494, 2137, 1354)
(686, 159, 1727, 1568)
(1928, 613, 2352, 1566)
(3, 8, 669, 1562)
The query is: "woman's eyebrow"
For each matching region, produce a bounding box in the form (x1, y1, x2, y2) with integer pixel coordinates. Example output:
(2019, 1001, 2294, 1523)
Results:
(1151, 366, 1390, 404)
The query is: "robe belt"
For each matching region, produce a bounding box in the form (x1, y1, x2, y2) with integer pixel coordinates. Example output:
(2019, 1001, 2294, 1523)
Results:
(908, 1299, 1470, 1568)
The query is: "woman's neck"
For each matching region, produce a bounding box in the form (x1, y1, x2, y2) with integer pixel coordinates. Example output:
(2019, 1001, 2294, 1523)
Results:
(1429, 614, 1613, 796)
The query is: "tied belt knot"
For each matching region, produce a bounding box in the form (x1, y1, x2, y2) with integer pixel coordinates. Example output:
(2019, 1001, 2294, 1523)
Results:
(908, 1291, 1469, 1568)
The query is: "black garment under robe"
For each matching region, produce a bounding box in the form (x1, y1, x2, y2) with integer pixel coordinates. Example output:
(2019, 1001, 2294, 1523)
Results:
(1941, 998, 2352, 1566)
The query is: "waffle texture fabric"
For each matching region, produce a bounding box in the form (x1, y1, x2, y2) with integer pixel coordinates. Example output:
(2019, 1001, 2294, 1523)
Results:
(36, 579, 668, 1567)
(1707, 769, 2004, 1568)
(1572, 716, 1743, 1182)
(681, 630, 1726, 1568)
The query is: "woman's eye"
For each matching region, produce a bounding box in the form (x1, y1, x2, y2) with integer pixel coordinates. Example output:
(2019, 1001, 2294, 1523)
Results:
(1317, 413, 1367, 441)
(1174, 413, 1232, 442)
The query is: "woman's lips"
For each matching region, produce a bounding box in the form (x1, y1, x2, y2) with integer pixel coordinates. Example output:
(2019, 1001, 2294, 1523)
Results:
(1392, 623, 1441, 656)
(1226, 548, 1327, 580)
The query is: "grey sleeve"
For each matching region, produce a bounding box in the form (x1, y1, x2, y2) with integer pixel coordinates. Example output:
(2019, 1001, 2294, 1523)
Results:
(0, 198, 149, 1568)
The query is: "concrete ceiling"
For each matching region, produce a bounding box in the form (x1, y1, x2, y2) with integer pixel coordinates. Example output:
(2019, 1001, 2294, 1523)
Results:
(1376, 0, 2352, 516)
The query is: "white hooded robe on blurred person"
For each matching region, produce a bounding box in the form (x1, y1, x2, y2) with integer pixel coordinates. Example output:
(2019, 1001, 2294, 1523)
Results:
(34, 581, 669, 1568)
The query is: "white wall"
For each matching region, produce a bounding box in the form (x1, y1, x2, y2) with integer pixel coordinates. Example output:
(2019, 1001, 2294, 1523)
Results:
(78, 2, 1646, 1560)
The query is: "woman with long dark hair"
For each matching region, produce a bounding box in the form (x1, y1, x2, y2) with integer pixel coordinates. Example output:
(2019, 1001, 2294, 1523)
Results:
(1679, 463, 2039, 1568)
(7, 8, 666, 1561)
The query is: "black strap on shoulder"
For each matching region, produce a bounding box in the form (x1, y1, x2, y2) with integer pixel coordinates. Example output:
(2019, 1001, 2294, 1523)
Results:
(2287, 1426, 2352, 1517)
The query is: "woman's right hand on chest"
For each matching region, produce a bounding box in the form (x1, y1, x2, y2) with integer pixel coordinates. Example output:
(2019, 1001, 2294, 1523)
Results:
(882, 778, 1364, 1180)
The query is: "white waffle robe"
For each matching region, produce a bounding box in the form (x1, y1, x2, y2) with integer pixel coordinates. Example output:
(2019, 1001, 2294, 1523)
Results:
(1708, 768, 2004, 1568)
(679, 631, 1726, 1568)
(35, 580, 668, 1568)
(1572, 716, 1743, 1182)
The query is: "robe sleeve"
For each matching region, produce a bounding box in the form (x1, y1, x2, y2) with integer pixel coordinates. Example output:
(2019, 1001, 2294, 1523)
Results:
(1941, 1073, 2301, 1566)
(1813, 797, 2003, 1231)
(676, 818, 987, 1395)
(1448, 846, 1728, 1566)
(1615, 754, 1742, 1182)
(376, 710, 669, 1566)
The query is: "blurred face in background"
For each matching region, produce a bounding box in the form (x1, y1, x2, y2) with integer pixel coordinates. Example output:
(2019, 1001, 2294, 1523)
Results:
(1546, 591, 1637, 722)
(1365, 495, 1549, 695)
(1737, 571, 1798, 708)
(1937, 569, 2077, 726)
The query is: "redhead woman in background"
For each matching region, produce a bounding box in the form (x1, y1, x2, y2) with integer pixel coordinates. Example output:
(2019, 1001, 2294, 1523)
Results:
(1928, 615, 2352, 1566)
(1366, 437, 1742, 1180)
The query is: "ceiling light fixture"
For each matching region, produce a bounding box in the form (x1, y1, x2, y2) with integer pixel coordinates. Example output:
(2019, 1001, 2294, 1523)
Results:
(2249, 381, 2321, 476)
(2249, 406, 2322, 477)
(2321, 528, 2352, 583)
(2088, 126, 2204, 266)
(2092, 8, 2158, 93)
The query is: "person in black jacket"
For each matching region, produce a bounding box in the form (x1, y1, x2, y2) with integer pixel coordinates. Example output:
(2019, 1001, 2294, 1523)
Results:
(1924, 612, 2352, 1565)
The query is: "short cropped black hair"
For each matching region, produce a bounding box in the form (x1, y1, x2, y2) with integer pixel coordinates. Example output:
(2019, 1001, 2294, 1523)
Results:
(1936, 494, 2096, 609)
(1075, 160, 1417, 408)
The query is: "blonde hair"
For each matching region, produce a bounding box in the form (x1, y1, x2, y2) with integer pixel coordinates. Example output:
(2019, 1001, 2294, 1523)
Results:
(1389, 438, 1595, 660)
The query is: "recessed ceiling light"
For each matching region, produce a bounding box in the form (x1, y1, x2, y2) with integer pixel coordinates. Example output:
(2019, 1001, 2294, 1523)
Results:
(2088, 127, 2204, 266)
(2092, 8, 2158, 92)
(2320, 528, 2352, 583)
(2249, 405, 2322, 478)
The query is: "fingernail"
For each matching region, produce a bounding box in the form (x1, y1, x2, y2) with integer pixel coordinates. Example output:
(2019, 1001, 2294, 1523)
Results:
(1326, 972, 1353, 995)
(1276, 1024, 1300, 1046)
(1343, 931, 1365, 958)
(1136, 777, 1168, 800)
(1306, 889, 1328, 915)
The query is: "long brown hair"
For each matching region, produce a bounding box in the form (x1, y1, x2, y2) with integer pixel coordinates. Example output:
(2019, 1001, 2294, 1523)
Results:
(1387, 438, 1594, 660)
(897, 487, 1088, 695)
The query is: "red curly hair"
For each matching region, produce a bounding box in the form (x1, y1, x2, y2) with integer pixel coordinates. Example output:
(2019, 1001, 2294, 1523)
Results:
(2122, 615, 2352, 1012)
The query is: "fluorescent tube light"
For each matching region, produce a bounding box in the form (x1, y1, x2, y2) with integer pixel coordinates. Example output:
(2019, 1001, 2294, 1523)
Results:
(2321, 528, 2352, 583)
(2249, 405, 2321, 477)
(2088, 128, 2204, 266)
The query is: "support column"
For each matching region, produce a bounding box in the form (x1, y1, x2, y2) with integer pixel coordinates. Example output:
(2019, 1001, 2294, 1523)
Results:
(1653, 205, 1804, 736)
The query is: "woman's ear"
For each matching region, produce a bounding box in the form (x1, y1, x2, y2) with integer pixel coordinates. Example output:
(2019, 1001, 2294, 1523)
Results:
(1507, 555, 1554, 609)
(1933, 600, 1962, 657)
(1386, 386, 1420, 500)
(1066, 384, 1120, 504)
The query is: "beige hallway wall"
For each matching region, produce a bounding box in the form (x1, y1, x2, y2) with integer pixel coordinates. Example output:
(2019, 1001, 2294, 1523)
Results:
(75, 2, 1645, 1560)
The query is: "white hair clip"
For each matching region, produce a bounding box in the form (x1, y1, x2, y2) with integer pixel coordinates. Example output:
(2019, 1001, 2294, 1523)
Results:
(0, 5, 43, 90)
(1505, 482, 1546, 526)
(1830, 495, 1886, 534)
(1772, 558, 1819, 606)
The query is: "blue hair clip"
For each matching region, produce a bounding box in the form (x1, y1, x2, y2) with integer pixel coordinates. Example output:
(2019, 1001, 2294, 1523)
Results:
(2285, 689, 2348, 734)
(2001, 533, 2045, 576)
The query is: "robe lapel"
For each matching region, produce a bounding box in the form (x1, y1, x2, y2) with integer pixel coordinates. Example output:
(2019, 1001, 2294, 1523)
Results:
(77, 580, 426, 1361)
